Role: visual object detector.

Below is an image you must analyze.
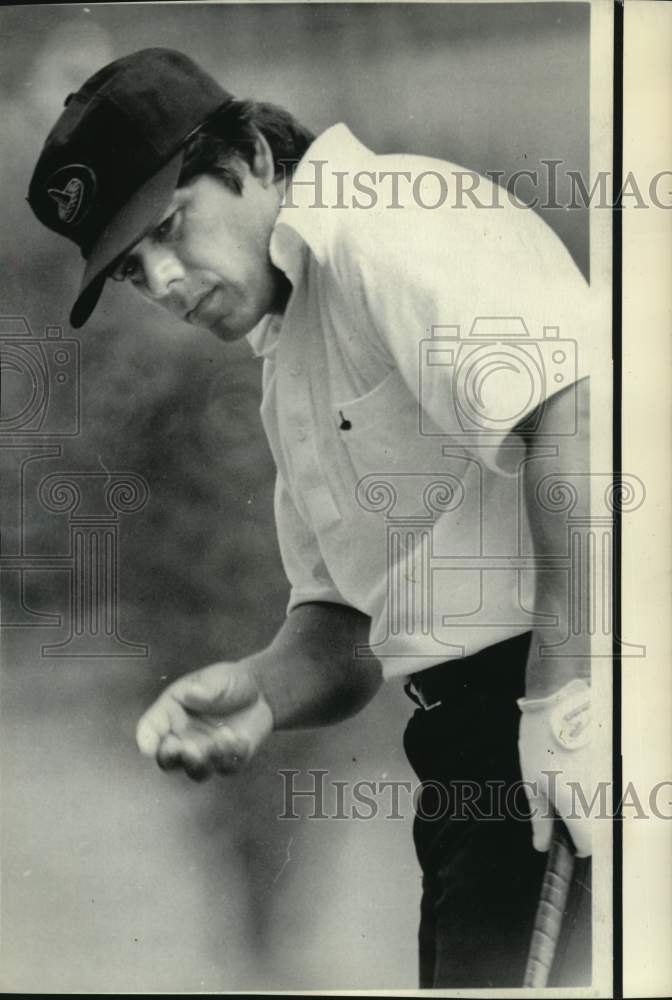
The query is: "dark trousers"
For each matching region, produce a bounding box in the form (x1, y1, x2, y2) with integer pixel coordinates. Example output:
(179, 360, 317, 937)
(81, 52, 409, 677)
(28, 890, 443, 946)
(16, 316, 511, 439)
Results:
(403, 633, 592, 989)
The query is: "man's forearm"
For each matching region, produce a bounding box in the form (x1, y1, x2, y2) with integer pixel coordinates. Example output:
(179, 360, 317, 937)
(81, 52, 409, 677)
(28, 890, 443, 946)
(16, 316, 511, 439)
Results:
(247, 601, 383, 729)
(523, 378, 591, 698)
(525, 622, 590, 698)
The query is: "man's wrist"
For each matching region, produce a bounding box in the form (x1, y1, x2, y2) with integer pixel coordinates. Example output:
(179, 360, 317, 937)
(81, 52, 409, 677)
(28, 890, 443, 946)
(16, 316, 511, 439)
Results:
(518, 677, 590, 713)
(243, 649, 277, 729)
(524, 629, 591, 699)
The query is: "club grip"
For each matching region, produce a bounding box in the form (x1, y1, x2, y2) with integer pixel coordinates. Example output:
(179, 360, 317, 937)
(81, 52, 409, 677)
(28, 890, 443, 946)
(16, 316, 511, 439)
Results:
(523, 819, 575, 988)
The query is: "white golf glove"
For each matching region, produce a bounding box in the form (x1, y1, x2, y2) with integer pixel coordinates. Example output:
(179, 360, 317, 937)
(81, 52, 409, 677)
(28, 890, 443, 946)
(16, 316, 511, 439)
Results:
(517, 678, 593, 857)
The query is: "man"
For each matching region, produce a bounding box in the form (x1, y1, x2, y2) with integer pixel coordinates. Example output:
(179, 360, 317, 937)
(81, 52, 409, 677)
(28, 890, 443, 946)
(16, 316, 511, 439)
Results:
(28, 48, 596, 988)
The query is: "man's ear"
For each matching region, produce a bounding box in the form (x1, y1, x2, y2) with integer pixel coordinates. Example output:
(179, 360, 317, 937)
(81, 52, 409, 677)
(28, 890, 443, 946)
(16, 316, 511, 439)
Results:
(251, 131, 276, 187)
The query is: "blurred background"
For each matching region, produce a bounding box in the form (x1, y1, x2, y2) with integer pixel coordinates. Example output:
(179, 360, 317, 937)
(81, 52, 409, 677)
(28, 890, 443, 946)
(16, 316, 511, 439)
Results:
(0, 2, 588, 991)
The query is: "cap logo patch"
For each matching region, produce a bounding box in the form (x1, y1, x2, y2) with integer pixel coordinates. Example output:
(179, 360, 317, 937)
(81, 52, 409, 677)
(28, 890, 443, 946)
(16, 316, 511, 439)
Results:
(46, 164, 97, 226)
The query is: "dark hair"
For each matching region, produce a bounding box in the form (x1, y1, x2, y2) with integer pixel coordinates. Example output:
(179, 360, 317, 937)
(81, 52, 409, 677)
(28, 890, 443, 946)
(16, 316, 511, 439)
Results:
(178, 99, 315, 193)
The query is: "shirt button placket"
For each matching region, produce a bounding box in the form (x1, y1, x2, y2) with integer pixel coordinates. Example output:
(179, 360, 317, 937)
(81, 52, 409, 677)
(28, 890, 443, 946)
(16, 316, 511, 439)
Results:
(286, 356, 310, 451)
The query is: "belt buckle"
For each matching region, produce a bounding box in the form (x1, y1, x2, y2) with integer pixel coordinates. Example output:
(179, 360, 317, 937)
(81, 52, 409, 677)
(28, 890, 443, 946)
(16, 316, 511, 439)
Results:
(409, 679, 442, 711)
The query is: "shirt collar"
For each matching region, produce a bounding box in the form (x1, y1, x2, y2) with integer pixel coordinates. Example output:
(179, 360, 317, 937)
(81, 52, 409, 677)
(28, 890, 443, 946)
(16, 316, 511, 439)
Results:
(270, 122, 375, 272)
(246, 124, 375, 360)
(246, 311, 282, 361)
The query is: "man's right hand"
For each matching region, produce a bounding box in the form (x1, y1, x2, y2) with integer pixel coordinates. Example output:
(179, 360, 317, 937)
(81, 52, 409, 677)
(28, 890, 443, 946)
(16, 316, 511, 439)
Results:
(136, 662, 274, 781)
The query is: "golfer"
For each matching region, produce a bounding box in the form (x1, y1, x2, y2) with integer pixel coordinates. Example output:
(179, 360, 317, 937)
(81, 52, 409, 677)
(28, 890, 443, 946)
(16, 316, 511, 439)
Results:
(28, 48, 595, 988)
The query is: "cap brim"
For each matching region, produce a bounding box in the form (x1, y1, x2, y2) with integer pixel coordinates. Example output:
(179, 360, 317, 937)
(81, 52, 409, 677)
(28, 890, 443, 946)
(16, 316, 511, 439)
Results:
(70, 149, 185, 328)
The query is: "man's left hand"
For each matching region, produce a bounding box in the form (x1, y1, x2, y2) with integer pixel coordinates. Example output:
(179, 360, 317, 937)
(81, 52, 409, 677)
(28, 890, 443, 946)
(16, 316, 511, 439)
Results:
(517, 678, 593, 857)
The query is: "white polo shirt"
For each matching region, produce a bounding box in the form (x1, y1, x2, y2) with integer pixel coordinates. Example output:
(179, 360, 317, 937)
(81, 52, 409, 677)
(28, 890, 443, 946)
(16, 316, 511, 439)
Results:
(247, 125, 600, 679)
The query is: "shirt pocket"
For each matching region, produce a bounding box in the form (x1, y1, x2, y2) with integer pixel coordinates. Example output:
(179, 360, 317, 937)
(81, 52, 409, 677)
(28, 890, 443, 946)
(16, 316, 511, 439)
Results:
(333, 368, 410, 434)
(332, 368, 465, 488)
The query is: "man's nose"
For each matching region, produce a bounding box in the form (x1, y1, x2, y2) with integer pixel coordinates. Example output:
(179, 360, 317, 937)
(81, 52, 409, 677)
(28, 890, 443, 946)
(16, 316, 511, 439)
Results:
(140, 246, 185, 300)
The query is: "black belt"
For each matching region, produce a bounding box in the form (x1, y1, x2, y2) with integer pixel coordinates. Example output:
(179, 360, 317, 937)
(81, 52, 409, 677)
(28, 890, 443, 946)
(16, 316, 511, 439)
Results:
(404, 632, 533, 711)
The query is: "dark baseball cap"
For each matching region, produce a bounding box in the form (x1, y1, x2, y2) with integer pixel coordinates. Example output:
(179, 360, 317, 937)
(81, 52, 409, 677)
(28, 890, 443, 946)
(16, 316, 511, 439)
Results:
(27, 48, 234, 328)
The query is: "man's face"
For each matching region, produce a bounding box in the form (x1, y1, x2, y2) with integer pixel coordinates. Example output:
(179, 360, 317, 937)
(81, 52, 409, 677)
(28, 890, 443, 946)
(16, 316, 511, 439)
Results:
(112, 144, 285, 341)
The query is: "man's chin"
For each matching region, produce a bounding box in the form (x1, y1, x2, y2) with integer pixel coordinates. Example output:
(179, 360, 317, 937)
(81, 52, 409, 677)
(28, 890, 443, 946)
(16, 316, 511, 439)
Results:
(195, 310, 255, 343)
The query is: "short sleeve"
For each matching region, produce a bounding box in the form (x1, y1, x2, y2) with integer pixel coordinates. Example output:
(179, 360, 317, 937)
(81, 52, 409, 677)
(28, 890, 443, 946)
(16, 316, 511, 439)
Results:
(329, 175, 600, 474)
(274, 472, 349, 614)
